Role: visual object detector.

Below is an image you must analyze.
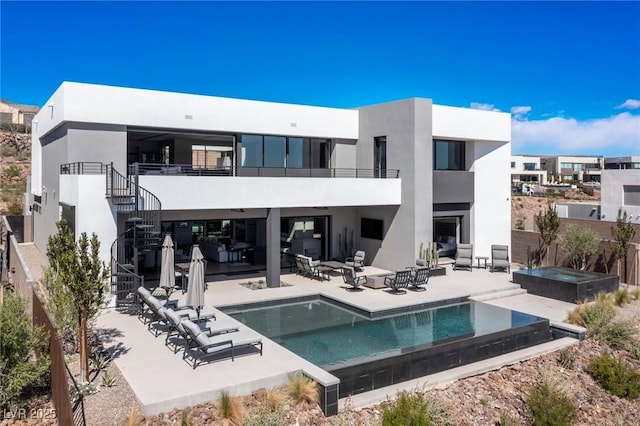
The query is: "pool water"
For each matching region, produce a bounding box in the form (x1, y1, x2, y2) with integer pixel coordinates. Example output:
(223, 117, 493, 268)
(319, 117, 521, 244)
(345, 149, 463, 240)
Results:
(522, 266, 604, 282)
(227, 298, 542, 369)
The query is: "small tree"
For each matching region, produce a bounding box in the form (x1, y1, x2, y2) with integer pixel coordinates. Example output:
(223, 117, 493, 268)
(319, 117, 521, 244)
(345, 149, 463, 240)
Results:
(610, 209, 636, 283)
(559, 224, 600, 270)
(535, 203, 560, 266)
(0, 291, 50, 409)
(46, 220, 110, 382)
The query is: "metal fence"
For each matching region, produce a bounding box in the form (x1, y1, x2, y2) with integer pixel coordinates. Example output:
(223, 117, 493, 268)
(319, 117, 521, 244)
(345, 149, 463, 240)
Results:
(32, 291, 86, 426)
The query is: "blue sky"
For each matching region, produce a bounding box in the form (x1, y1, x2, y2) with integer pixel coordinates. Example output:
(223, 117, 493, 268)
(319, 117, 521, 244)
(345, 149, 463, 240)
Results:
(1, 1, 639, 156)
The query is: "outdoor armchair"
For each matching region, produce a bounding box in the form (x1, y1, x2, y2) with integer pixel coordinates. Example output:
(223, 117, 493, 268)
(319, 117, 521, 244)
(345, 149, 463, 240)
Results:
(410, 267, 430, 291)
(454, 244, 473, 272)
(384, 269, 413, 294)
(491, 244, 511, 273)
(182, 320, 263, 369)
(345, 250, 366, 271)
(342, 266, 366, 291)
(298, 255, 321, 280)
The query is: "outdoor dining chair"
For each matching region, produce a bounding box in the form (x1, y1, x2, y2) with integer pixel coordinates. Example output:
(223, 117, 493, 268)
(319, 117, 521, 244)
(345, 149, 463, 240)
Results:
(491, 244, 511, 273)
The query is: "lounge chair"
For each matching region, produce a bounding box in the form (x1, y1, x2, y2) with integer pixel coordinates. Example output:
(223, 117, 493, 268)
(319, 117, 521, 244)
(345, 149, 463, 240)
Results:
(453, 244, 473, 271)
(491, 244, 511, 273)
(137, 286, 185, 323)
(182, 320, 263, 369)
(345, 250, 366, 271)
(342, 266, 366, 291)
(141, 291, 216, 336)
(384, 270, 413, 294)
(409, 267, 430, 291)
(164, 309, 239, 354)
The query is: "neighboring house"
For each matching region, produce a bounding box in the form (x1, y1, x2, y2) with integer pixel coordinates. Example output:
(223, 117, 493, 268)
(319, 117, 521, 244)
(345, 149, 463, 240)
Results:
(29, 82, 511, 301)
(600, 169, 640, 222)
(510, 155, 547, 184)
(0, 99, 39, 126)
(604, 156, 640, 170)
(539, 155, 603, 183)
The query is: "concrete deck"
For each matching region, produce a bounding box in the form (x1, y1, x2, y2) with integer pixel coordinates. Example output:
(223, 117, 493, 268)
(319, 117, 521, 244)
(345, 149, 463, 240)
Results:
(96, 264, 584, 415)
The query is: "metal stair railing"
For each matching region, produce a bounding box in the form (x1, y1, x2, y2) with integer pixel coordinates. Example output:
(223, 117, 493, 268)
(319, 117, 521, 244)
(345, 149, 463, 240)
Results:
(106, 163, 162, 306)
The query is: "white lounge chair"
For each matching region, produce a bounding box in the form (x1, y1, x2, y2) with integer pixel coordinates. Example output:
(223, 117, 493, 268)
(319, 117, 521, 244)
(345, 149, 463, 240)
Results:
(182, 320, 263, 369)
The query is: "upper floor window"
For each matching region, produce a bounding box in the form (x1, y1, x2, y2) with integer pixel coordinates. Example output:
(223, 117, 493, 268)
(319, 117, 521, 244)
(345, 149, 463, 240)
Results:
(523, 162, 536, 171)
(510, 161, 516, 169)
(241, 135, 330, 168)
(434, 140, 465, 171)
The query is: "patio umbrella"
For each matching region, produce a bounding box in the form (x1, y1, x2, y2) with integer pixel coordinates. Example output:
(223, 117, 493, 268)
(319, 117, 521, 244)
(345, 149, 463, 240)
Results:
(185, 245, 206, 322)
(159, 235, 175, 296)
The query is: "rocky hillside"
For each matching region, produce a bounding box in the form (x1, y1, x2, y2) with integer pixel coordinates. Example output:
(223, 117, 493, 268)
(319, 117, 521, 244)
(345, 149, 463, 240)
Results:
(0, 129, 31, 215)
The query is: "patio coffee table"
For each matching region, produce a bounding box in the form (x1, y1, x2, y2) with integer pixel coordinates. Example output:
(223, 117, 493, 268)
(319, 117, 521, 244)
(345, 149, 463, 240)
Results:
(319, 261, 345, 270)
(364, 274, 393, 289)
(315, 265, 334, 281)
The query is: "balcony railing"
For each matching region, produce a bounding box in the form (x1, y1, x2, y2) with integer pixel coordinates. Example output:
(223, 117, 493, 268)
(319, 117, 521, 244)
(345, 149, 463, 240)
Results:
(135, 163, 400, 178)
(60, 162, 109, 175)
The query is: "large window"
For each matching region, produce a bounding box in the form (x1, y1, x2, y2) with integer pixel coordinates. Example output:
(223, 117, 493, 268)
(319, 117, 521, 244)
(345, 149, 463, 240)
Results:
(193, 145, 233, 169)
(523, 162, 537, 171)
(434, 140, 465, 171)
(241, 135, 330, 168)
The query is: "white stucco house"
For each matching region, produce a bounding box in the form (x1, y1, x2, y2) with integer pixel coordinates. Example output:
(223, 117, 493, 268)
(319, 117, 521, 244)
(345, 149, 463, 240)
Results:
(29, 82, 511, 301)
(601, 169, 640, 223)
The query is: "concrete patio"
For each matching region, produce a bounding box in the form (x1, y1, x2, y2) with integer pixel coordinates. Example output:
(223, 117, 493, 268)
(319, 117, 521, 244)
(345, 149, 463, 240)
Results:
(96, 263, 583, 416)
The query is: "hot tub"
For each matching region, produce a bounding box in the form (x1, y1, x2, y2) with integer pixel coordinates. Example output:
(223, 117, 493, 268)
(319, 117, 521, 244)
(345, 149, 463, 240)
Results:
(513, 266, 619, 303)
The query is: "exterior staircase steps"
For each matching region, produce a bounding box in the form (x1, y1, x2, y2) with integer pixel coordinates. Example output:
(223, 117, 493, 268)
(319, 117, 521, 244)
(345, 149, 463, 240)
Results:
(470, 288, 528, 302)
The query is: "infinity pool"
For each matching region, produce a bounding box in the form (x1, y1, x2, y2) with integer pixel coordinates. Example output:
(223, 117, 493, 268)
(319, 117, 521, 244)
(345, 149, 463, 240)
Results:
(224, 296, 551, 397)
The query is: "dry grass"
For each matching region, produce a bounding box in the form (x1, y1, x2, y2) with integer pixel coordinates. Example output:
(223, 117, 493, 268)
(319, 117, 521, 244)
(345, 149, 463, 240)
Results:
(121, 405, 145, 426)
(264, 388, 285, 412)
(219, 390, 245, 425)
(287, 371, 319, 406)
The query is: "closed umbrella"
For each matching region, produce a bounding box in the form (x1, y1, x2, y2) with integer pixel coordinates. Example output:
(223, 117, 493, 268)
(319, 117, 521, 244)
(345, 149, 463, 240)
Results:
(185, 245, 206, 322)
(159, 235, 175, 296)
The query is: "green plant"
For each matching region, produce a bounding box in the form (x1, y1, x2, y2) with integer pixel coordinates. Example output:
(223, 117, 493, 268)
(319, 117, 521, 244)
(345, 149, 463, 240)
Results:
(558, 347, 576, 370)
(515, 217, 525, 231)
(600, 320, 637, 349)
(499, 411, 522, 426)
(381, 390, 431, 426)
(286, 372, 319, 406)
(46, 219, 111, 381)
(632, 343, 640, 362)
(0, 291, 51, 410)
(525, 378, 577, 426)
(587, 352, 640, 399)
(244, 402, 286, 426)
(101, 370, 116, 387)
(558, 224, 600, 270)
(91, 351, 110, 372)
(39, 266, 79, 353)
(614, 289, 632, 307)
(3, 164, 22, 179)
(70, 381, 100, 401)
(535, 203, 560, 266)
(610, 209, 636, 283)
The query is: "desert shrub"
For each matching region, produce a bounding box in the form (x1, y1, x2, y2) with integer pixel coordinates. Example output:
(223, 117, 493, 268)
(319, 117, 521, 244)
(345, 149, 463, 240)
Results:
(218, 390, 245, 425)
(244, 402, 286, 426)
(598, 320, 637, 349)
(633, 344, 640, 362)
(558, 347, 576, 370)
(287, 372, 319, 406)
(0, 291, 51, 410)
(631, 287, 640, 301)
(525, 378, 577, 426)
(499, 411, 522, 426)
(3, 164, 22, 179)
(381, 390, 431, 426)
(381, 389, 456, 426)
(515, 217, 525, 230)
(181, 406, 193, 426)
(123, 405, 145, 426)
(614, 289, 632, 306)
(263, 388, 284, 412)
(587, 352, 640, 399)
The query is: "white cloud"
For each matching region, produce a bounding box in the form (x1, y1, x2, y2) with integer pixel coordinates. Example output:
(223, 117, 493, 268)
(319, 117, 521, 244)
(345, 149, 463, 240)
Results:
(470, 102, 501, 112)
(617, 99, 640, 110)
(512, 112, 640, 156)
(510, 105, 532, 120)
